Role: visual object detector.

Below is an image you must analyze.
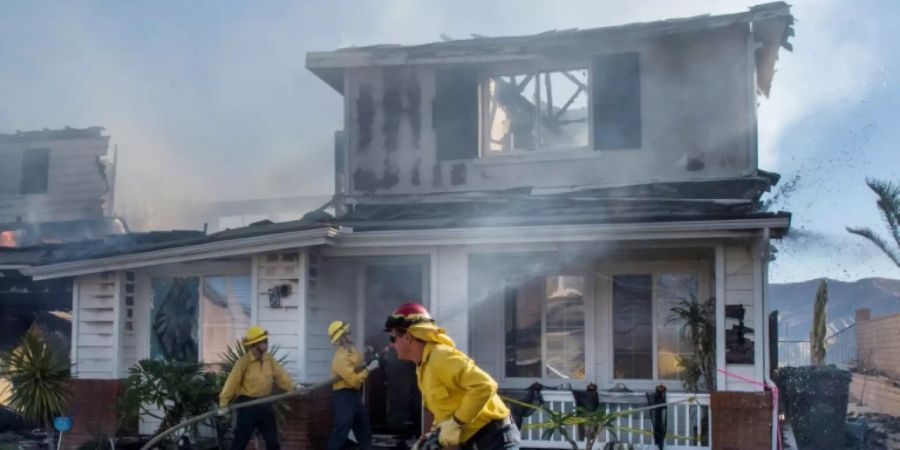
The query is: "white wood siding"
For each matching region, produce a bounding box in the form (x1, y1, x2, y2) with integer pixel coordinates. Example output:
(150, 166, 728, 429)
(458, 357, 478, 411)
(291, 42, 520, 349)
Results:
(722, 243, 762, 391)
(0, 136, 110, 223)
(74, 271, 119, 379)
(255, 251, 303, 378)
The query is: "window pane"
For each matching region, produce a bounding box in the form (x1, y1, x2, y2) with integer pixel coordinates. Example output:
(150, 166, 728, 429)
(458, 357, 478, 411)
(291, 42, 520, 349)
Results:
(592, 52, 642, 149)
(613, 275, 653, 379)
(151, 277, 199, 362)
(487, 74, 538, 152)
(545, 275, 586, 379)
(505, 277, 543, 378)
(657, 273, 699, 380)
(435, 68, 479, 160)
(201, 276, 252, 365)
(20, 148, 50, 194)
(539, 70, 589, 149)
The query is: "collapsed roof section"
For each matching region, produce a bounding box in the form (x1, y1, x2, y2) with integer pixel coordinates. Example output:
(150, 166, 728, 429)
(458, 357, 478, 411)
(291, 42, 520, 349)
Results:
(307, 2, 793, 97)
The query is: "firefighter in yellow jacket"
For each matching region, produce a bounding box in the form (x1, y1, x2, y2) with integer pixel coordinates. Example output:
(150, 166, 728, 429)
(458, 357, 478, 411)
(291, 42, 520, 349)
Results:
(218, 326, 300, 450)
(384, 303, 520, 449)
(326, 320, 379, 450)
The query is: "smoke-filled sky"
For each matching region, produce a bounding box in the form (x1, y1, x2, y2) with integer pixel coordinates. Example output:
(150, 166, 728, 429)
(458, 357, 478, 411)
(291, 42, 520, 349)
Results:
(1, 1, 898, 283)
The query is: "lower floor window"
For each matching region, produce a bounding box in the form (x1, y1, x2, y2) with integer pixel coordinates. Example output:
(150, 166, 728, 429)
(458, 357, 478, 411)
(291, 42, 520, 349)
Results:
(612, 272, 700, 381)
(505, 273, 586, 380)
(150, 275, 251, 364)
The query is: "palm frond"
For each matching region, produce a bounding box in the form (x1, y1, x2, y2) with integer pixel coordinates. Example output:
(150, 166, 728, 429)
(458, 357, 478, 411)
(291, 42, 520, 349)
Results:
(847, 227, 900, 267)
(847, 178, 900, 268)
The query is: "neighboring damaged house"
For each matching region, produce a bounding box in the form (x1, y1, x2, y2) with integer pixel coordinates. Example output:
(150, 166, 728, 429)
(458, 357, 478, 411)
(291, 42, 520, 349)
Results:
(21, 3, 793, 450)
(0, 127, 125, 354)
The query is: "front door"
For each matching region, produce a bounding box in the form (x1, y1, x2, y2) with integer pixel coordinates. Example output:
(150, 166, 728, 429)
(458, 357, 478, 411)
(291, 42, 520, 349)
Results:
(361, 259, 428, 437)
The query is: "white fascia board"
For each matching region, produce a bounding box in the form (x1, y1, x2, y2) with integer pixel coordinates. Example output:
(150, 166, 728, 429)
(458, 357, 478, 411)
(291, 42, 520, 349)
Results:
(336, 217, 790, 248)
(25, 227, 342, 281)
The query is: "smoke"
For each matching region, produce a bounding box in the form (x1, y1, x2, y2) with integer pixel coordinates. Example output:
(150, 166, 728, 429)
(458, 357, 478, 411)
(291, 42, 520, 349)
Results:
(1, 1, 896, 281)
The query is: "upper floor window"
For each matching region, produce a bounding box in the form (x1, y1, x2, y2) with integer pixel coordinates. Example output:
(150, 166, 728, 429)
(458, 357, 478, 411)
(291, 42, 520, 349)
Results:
(484, 69, 590, 153)
(433, 52, 642, 161)
(20, 148, 50, 194)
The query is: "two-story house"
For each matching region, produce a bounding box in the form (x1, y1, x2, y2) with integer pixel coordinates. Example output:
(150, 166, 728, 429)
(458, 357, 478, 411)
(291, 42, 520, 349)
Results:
(19, 3, 793, 449)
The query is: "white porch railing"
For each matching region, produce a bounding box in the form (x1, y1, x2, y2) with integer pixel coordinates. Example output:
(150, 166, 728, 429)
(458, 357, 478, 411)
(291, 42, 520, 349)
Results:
(519, 390, 711, 450)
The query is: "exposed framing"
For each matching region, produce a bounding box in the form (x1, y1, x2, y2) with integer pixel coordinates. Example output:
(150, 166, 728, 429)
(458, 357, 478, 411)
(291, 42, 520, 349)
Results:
(479, 58, 593, 157)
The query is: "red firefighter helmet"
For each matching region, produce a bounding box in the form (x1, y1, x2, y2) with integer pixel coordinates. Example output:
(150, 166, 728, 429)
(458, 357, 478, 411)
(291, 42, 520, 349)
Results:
(384, 302, 433, 330)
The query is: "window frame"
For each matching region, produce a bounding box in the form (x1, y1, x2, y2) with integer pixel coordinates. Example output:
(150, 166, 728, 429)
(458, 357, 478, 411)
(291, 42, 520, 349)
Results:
(136, 261, 252, 365)
(495, 254, 596, 384)
(479, 60, 594, 157)
(20, 147, 51, 195)
(599, 260, 711, 391)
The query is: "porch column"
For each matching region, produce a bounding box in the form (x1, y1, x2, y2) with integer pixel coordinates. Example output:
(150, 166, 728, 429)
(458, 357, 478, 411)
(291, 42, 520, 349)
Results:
(715, 244, 726, 390)
(434, 246, 468, 353)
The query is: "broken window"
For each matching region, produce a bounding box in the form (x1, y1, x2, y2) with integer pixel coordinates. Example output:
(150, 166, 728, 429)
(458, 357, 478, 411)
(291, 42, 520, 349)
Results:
(612, 271, 699, 380)
(20, 148, 50, 194)
(485, 69, 589, 153)
(200, 276, 252, 365)
(505, 274, 586, 379)
(151, 277, 199, 362)
(592, 52, 642, 150)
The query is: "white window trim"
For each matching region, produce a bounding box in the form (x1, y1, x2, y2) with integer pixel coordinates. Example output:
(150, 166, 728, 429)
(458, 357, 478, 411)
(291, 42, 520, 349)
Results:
(479, 61, 594, 158)
(598, 260, 711, 392)
(137, 261, 252, 365)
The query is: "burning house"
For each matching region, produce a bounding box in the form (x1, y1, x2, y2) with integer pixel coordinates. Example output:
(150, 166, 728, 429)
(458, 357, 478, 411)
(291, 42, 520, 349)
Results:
(16, 3, 793, 449)
(0, 127, 127, 355)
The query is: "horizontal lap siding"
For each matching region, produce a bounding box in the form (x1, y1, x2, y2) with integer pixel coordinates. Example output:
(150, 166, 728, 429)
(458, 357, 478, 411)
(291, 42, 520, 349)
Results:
(0, 137, 109, 223)
(75, 272, 118, 379)
(723, 243, 761, 392)
(256, 252, 303, 378)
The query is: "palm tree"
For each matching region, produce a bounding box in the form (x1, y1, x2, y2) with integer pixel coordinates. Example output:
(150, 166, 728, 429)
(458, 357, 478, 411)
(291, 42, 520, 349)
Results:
(0, 324, 71, 448)
(669, 296, 716, 393)
(847, 178, 900, 268)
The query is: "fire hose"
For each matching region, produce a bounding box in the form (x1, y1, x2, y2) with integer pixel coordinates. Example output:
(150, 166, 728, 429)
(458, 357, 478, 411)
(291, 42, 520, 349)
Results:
(139, 375, 338, 450)
(140, 348, 380, 450)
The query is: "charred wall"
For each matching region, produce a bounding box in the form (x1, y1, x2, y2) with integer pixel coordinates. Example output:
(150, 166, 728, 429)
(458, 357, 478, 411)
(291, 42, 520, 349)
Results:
(342, 25, 754, 199)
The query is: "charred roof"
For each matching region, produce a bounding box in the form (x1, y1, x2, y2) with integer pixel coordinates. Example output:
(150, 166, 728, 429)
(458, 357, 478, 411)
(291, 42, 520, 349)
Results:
(307, 2, 794, 96)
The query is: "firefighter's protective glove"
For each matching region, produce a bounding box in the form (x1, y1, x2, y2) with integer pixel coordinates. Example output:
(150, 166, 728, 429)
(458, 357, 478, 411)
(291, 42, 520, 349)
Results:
(215, 407, 230, 417)
(437, 418, 462, 446)
(366, 358, 380, 371)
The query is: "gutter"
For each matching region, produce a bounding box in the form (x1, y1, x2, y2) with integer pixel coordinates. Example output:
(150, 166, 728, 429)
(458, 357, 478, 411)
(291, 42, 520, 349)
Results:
(338, 217, 791, 248)
(23, 226, 343, 281)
